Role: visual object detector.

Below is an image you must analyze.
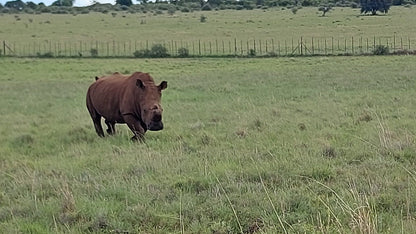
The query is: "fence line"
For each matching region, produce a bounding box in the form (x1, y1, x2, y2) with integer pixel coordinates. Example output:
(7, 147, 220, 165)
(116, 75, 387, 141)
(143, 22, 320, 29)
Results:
(1, 36, 415, 58)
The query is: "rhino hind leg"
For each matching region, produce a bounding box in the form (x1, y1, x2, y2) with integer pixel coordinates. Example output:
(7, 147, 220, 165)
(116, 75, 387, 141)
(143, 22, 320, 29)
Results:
(93, 116, 105, 137)
(105, 120, 116, 135)
(87, 108, 105, 137)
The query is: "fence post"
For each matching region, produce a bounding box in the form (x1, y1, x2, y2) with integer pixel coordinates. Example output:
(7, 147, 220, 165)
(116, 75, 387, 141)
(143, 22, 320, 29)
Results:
(311, 37, 314, 55)
(265, 40, 268, 54)
(400, 37, 403, 50)
(278, 40, 280, 56)
(300, 37, 303, 55)
(246, 40, 249, 54)
(3, 41, 5, 56)
(199, 40, 201, 56)
(234, 38, 237, 55)
(259, 40, 262, 55)
(409, 37, 411, 50)
(240, 40, 243, 55)
(285, 40, 287, 55)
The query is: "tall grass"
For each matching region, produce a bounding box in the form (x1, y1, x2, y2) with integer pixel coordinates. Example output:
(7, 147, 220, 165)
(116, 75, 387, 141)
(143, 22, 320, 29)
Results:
(0, 56, 415, 232)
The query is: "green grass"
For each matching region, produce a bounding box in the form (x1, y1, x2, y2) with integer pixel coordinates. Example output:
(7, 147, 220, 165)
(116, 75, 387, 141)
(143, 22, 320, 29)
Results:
(0, 56, 415, 233)
(1, 7, 415, 44)
(2, 7, 415, 57)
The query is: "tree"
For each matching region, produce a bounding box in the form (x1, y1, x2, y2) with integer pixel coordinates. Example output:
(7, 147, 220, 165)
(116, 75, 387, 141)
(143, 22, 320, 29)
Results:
(116, 0, 133, 6)
(360, 0, 390, 15)
(318, 5, 332, 16)
(26, 1, 38, 9)
(5, 0, 25, 10)
(51, 0, 74, 6)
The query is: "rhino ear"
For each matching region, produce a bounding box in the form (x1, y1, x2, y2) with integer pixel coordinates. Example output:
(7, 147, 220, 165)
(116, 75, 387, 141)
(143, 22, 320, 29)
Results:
(136, 79, 145, 89)
(159, 81, 167, 91)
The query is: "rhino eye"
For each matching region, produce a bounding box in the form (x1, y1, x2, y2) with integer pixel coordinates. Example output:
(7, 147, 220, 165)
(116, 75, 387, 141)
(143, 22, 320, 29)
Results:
(151, 105, 158, 110)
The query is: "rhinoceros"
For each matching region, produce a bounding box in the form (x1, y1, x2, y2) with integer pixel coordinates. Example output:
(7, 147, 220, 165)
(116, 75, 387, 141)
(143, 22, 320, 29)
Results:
(86, 72, 167, 141)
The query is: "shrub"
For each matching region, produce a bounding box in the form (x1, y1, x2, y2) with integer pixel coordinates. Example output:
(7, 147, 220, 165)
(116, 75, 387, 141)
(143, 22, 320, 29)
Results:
(291, 7, 299, 14)
(181, 7, 190, 12)
(168, 8, 175, 15)
(200, 15, 207, 22)
(178, 47, 189, 57)
(133, 49, 150, 58)
(37, 52, 54, 58)
(133, 44, 169, 58)
(248, 49, 256, 56)
(90, 48, 98, 57)
(373, 45, 389, 55)
(150, 44, 169, 57)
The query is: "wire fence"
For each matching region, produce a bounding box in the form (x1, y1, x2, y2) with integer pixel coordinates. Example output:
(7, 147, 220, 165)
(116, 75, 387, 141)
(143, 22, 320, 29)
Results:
(2, 36, 415, 58)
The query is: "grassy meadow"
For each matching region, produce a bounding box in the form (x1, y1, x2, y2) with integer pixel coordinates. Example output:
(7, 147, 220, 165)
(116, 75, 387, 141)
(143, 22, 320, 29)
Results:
(0, 56, 416, 233)
(1, 5, 416, 233)
(1, 7, 416, 45)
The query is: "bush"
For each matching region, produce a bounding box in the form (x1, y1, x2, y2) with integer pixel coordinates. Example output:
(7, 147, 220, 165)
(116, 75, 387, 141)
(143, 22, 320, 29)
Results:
(133, 44, 169, 58)
(373, 45, 389, 55)
(181, 7, 190, 12)
(133, 49, 150, 58)
(90, 48, 98, 57)
(200, 15, 207, 22)
(168, 8, 175, 15)
(37, 52, 54, 58)
(150, 44, 169, 57)
(178, 47, 189, 57)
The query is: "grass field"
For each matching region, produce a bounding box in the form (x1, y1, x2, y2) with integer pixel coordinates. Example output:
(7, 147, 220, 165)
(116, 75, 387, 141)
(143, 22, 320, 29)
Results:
(0, 56, 415, 233)
(1, 7, 416, 45)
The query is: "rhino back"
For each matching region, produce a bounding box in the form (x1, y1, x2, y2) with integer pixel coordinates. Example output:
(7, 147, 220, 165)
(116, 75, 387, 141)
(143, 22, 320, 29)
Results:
(88, 75, 132, 122)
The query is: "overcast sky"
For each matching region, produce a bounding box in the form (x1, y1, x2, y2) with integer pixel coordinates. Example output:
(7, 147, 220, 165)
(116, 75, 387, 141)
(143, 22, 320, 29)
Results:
(0, 0, 117, 7)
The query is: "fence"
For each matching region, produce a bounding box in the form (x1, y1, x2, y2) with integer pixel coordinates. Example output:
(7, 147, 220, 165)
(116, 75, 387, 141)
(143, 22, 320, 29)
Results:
(2, 36, 415, 57)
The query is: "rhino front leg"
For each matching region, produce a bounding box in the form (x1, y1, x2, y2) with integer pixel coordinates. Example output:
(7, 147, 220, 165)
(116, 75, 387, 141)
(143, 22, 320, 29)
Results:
(123, 115, 146, 141)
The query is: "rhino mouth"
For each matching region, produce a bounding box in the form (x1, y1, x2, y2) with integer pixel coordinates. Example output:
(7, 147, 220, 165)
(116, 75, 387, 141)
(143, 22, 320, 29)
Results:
(148, 121, 164, 131)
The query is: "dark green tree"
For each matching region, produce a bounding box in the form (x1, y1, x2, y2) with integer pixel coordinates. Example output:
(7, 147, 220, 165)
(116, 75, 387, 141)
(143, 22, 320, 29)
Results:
(26, 1, 38, 9)
(360, 0, 390, 15)
(116, 0, 133, 6)
(51, 0, 74, 6)
(5, 0, 25, 10)
(318, 4, 332, 16)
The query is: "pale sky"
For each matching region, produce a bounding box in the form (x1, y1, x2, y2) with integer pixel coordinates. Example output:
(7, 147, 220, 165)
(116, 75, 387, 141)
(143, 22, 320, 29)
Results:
(0, 0, 117, 7)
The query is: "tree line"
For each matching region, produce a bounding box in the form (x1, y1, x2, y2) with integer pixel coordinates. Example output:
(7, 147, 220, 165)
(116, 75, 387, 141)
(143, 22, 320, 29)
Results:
(0, 0, 414, 15)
